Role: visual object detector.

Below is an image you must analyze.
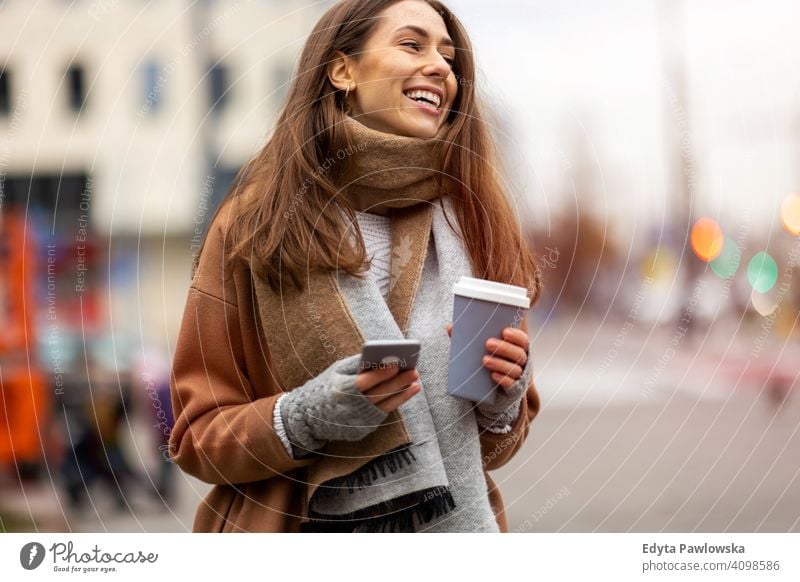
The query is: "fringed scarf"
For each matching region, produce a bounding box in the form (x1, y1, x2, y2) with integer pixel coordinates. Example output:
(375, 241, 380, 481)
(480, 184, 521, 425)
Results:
(254, 115, 500, 532)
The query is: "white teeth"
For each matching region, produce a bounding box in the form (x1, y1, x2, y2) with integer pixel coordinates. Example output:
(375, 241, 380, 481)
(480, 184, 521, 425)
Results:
(403, 89, 441, 109)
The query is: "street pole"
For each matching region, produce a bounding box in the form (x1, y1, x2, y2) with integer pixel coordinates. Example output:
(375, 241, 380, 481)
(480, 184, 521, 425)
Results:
(657, 0, 702, 340)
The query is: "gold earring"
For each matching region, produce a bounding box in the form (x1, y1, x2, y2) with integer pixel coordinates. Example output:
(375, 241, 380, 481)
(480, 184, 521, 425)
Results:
(345, 85, 350, 99)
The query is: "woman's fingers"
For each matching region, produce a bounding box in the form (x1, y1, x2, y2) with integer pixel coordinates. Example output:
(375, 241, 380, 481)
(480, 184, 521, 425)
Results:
(483, 353, 523, 390)
(481, 327, 530, 390)
(372, 379, 421, 413)
(490, 372, 517, 389)
(482, 355, 523, 383)
(356, 365, 420, 411)
(485, 337, 528, 367)
(355, 363, 403, 392)
(362, 368, 419, 402)
(502, 326, 530, 349)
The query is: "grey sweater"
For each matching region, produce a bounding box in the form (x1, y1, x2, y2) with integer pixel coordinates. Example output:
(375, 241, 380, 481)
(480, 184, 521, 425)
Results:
(274, 210, 523, 459)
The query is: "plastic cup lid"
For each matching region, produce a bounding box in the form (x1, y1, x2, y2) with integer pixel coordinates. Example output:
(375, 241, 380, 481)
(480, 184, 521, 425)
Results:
(452, 276, 531, 308)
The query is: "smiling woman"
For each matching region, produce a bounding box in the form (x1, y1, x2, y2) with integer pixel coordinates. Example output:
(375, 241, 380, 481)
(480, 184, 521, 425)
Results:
(169, 0, 542, 534)
(327, 6, 458, 137)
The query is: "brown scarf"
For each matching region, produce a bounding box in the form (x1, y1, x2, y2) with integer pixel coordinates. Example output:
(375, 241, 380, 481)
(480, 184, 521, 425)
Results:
(254, 115, 456, 529)
(333, 114, 450, 213)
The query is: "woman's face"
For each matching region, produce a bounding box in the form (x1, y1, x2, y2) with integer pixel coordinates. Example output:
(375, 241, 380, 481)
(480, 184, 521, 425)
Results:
(332, 0, 459, 138)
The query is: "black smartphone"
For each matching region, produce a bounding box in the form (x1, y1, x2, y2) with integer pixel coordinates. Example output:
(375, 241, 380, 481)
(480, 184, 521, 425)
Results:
(359, 339, 421, 373)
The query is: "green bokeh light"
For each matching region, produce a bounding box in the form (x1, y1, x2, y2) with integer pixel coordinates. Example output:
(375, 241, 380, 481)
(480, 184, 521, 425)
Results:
(747, 252, 778, 293)
(709, 237, 741, 279)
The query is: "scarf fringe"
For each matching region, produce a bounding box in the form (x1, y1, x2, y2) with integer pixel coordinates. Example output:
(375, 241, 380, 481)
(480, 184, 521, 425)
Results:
(301, 485, 456, 533)
(312, 444, 417, 500)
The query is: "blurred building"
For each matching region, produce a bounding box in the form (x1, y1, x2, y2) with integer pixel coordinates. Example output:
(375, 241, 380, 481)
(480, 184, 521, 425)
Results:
(0, 0, 331, 352)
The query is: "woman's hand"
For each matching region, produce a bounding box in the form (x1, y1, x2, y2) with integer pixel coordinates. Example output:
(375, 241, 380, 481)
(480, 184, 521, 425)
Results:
(445, 323, 530, 390)
(356, 364, 421, 413)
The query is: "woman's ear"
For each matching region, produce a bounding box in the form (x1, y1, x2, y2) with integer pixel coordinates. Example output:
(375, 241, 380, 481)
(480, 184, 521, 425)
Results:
(327, 50, 356, 92)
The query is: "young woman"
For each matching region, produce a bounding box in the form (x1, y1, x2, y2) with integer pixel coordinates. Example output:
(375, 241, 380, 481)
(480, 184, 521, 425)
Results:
(169, 0, 542, 533)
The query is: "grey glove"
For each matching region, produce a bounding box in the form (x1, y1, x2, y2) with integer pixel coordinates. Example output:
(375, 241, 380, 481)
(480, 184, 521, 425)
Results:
(475, 353, 534, 428)
(279, 353, 389, 458)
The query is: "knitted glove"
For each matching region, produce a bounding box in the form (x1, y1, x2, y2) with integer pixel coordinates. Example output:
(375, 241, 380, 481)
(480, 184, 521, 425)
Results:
(278, 353, 389, 459)
(475, 351, 534, 434)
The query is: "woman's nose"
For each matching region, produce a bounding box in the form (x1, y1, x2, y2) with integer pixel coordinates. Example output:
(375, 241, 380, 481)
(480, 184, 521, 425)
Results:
(421, 52, 452, 78)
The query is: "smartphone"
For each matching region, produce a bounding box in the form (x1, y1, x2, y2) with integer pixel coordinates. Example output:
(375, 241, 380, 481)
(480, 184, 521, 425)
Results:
(359, 339, 421, 373)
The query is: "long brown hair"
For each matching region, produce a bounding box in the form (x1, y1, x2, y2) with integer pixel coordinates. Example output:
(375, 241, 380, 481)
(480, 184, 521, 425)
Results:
(203, 0, 541, 304)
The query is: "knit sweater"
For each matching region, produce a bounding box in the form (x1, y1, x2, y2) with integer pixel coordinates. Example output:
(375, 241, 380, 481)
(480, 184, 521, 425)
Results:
(352, 210, 522, 434)
(356, 211, 393, 299)
(273, 210, 522, 459)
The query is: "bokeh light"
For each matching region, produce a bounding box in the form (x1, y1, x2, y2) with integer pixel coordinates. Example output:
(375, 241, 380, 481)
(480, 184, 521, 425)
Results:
(780, 193, 800, 235)
(642, 247, 678, 280)
(747, 251, 778, 293)
(709, 237, 741, 279)
(690, 217, 724, 262)
(750, 290, 778, 317)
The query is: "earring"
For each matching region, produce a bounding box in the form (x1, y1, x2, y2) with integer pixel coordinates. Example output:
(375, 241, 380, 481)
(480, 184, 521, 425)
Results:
(344, 85, 350, 99)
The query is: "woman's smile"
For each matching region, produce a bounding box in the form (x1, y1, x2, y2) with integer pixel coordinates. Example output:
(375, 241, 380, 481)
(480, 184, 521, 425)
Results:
(403, 88, 444, 116)
(328, 0, 458, 137)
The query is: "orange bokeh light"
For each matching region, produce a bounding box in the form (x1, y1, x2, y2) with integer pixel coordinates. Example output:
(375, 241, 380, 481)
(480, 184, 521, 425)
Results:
(690, 217, 724, 262)
(781, 193, 800, 235)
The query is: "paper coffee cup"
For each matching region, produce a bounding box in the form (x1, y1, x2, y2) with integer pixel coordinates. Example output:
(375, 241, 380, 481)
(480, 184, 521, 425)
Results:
(446, 276, 531, 404)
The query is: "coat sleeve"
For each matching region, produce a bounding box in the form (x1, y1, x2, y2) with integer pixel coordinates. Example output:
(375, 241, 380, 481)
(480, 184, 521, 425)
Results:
(479, 379, 540, 471)
(168, 205, 318, 485)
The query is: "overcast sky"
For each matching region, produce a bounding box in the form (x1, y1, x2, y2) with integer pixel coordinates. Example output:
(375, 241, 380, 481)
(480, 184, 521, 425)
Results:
(443, 0, 800, 242)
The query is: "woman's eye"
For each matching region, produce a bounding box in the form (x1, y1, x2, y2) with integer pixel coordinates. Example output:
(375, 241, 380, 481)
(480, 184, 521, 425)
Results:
(401, 41, 422, 51)
(402, 41, 455, 68)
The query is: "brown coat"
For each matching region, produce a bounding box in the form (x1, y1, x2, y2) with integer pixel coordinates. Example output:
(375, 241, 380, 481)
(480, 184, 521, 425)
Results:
(168, 203, 541, 532)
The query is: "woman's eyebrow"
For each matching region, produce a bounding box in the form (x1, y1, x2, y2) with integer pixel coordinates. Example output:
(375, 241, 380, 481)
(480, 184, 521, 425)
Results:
(392, 24, 454, 47)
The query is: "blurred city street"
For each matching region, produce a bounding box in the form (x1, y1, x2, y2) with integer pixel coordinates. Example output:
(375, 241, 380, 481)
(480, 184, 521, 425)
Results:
(1, 0, 799, 537)
(498, 312, 800, 532)
(3, 312, 796, 533)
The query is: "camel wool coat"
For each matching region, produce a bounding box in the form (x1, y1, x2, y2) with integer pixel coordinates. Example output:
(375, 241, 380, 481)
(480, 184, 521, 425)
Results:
(168, 204, 541, 532)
